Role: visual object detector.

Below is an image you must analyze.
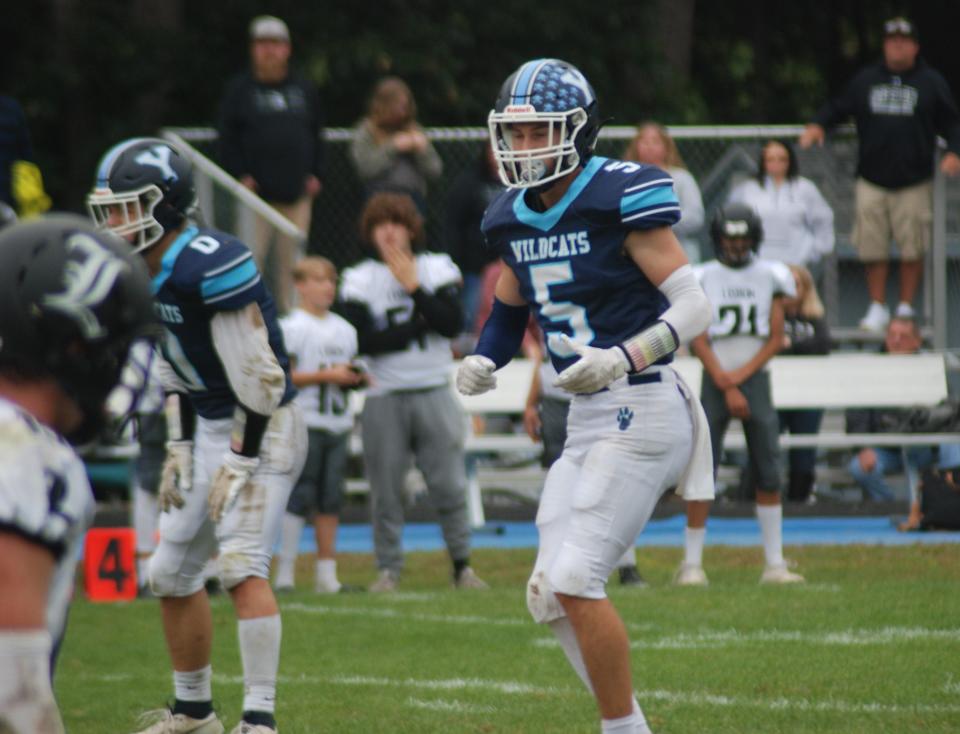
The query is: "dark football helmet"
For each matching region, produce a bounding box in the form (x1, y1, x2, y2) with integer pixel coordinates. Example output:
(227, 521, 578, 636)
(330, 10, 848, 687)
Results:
(0, 214, 157, 444)
(710, 202, 764, 268)
(87, 137, 196, 252)
(488, 58, 600, 189)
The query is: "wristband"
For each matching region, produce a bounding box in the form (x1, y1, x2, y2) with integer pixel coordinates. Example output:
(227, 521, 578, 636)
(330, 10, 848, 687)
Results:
(230, 404, 270, 458)
(619, 320, 679, 372)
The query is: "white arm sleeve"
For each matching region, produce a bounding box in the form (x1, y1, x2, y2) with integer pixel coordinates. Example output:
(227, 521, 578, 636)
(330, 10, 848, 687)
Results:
(211, 303, 286, 415)
(658, 264, 712, 345)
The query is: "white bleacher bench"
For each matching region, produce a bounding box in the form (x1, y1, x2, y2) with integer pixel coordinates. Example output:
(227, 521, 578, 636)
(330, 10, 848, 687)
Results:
(345, 353, 956, 526)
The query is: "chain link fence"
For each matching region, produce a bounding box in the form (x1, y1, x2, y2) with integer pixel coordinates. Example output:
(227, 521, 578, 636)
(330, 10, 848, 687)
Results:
(165, 125, 960, 348)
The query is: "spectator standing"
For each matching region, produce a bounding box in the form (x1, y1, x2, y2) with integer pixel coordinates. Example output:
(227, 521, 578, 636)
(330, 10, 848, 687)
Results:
(444, 143, 503, 345)
(349, 77, 443, 213)
(338, 192, 486, 593)
(799, 16, 960, 332)
(0, 95, 51, 218)
(728, 139, 835, 279)
(679, 203, 804, 586)
(625, 121, 705, 262)
(218, 15, 324, 314)
(846, 317, 959, 502)
(274, 257, 366, 594)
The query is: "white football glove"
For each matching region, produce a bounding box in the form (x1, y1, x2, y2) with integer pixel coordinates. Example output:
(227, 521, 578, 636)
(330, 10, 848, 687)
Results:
(553, 334, 630, 394)
(208, 452, 260, 522)
(158, 440, 193, 512)
(456, 355, 498, 396)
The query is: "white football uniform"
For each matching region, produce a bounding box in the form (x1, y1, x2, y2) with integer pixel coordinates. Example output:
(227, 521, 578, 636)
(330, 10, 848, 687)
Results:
(280, 309, 358, 434)
(694, 258, 795, 371)
(339, 253, 461, 395)
(0, 398, 95, 643)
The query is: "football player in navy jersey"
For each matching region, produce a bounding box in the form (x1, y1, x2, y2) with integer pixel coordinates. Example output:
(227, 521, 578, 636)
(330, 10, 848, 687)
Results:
(88, 138, 307, 734)
(457, 59, 713, 733)
(0, 215, 155, 734)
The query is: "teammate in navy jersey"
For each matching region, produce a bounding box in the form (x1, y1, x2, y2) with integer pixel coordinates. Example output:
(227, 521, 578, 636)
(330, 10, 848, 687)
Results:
(89, 138, 307, 734)
(457, 58, 713, 733)
(0, 214, 155, 734)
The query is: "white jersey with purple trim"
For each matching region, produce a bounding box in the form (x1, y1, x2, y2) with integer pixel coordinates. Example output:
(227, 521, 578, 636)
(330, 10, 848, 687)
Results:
(481, 157, 681, 374)
(0, 398, 95, 642)
(339, 254, 461, 396)
(694, 257, 796, 371)
(280, 309, 358, 433)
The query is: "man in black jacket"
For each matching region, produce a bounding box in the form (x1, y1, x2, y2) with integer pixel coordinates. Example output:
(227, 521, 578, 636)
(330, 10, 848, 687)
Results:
(218, 15, 324, 313)
(800, 17, 960, 333)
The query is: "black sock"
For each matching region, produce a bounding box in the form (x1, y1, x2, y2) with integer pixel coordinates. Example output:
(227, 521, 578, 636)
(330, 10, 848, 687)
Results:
(172, 699, 213, 719)
(453, 558, 469, 579)
(243, 710, 277, 728)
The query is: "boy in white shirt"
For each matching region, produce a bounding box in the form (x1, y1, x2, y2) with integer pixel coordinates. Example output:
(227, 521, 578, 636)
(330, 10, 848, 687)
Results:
(274, 257, 366, 593)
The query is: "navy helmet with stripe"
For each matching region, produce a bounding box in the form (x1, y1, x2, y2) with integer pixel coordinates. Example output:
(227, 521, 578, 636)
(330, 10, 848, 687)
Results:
(488, 58, 600, 190)
(87, 138, 196, 253)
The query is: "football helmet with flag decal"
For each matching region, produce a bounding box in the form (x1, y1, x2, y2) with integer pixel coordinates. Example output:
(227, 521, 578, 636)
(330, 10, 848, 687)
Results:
(0, 214, 156, 443)
(87, 137, 197, 253)
(488, 58, 600, 190)
(711, 202, 764, 268)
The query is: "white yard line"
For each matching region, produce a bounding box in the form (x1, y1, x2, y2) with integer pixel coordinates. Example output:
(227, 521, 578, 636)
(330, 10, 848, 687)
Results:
(529, 625, 960, 650)
(81, 671, 960, 716)
(406, 697, 496, 714)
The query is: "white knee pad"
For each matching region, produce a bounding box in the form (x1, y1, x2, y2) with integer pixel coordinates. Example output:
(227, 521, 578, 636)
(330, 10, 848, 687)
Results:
(548, 542, 605, 599)
(148, 543, 207, 597)
(526, 569, 566, 624)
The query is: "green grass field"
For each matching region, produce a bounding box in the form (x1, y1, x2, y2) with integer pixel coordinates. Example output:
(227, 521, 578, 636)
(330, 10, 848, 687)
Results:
(56, 544, 960, 733)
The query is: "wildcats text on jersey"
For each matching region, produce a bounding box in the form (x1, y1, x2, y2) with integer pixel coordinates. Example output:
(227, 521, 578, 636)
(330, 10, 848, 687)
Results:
(510, 231, 591, 264)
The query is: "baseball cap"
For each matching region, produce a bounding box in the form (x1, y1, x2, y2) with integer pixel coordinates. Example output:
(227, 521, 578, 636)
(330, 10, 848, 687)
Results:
(250, 15, 290, 42)
(883, 17, 917, 39)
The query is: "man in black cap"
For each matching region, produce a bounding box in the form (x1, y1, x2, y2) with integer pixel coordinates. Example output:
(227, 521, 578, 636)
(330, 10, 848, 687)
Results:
(800, 17, 960, 333)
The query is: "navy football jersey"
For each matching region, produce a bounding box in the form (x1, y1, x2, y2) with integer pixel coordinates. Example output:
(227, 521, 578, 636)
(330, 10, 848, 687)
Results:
(151, 226, 296, 419)
(481, 156, 681, 373)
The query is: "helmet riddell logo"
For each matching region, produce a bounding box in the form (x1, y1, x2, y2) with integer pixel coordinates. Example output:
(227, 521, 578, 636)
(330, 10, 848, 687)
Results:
(134, 145, 178, 183)
(504, 104, 536, 114)
(42, 233, 128, 340)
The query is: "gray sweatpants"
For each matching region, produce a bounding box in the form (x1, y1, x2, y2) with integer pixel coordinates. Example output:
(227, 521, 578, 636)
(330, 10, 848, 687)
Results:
(361, 385, 471, 573)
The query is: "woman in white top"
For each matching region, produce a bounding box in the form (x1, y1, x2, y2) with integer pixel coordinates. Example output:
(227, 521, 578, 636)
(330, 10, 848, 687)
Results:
(728, 139, 835, 277)
(625, 121, 705, 262)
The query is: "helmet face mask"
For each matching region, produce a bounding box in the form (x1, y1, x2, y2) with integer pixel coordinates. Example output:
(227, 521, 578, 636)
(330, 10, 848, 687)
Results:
(711, 203, 763, 269)
(87, 138, 196, 253)
(87, 183, 165, 252)
(489, 59, 599, 190)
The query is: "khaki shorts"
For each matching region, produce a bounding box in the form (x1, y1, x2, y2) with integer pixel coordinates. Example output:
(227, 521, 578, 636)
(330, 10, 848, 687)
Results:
(852, 177, 932, 261)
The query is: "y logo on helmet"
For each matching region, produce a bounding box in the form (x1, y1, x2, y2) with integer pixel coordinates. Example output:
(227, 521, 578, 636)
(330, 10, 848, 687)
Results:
(42, 233, 128, 339)
(134, 145, 178, 183)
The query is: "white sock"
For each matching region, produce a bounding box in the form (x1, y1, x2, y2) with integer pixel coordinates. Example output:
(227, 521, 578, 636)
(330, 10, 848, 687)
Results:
(548, 617, 594, 694)
(602, 711, 639, 733)
(278, 513, 305, 566)
(173, 665, 212, 702)
(684, 526, 706, 567)
(315, 558, 340, 591)
(616, 546, 637, 569)
(133, 486, 158, 587)
(633, 697, 652, 734)
(238, 615, 281, 714)
(757, 504, 785, 567)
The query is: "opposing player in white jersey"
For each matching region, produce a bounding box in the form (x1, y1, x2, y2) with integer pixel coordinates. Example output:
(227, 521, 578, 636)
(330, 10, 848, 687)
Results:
(274, 256, 365, 593)
(0, 215, 155, 734)
(88, 137, 307, 734)
(339, 191, 487, 592)
(678, 202, 805, 586)
(457, 58, 712, 733)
